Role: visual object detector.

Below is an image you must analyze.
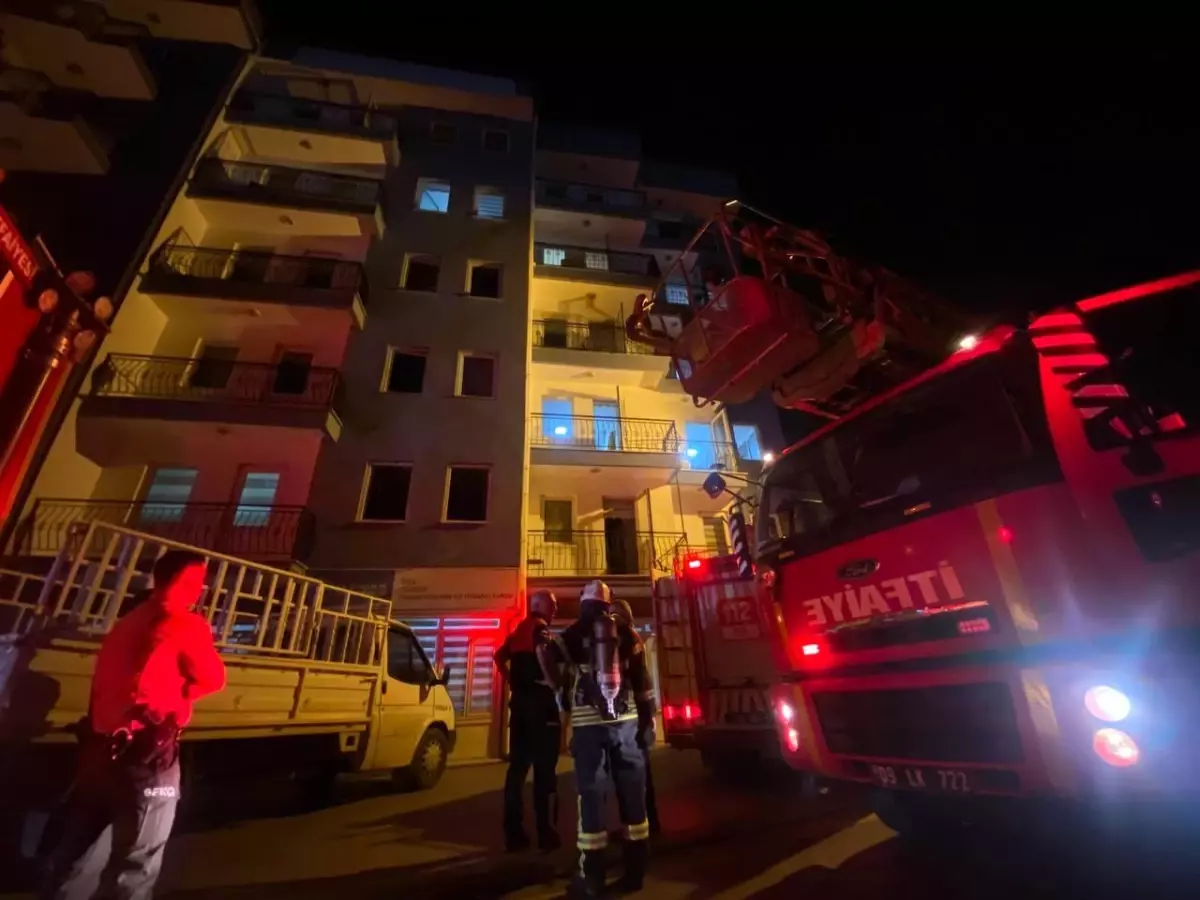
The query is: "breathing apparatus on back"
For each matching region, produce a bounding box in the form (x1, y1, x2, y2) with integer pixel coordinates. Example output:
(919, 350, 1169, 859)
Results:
(577, 580, 626, 721)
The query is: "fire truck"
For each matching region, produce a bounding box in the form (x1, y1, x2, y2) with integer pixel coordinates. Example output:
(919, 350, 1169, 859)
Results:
(652, 552, 781, 774)
(747, 272, 1200, 833)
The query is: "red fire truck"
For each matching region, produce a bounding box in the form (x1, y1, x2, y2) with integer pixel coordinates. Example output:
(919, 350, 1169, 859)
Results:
(750, 273, 1200, 832)
(653, 552, 782, 774)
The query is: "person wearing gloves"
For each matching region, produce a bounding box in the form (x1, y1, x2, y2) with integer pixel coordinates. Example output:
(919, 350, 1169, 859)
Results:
(610, 598, 660, 836)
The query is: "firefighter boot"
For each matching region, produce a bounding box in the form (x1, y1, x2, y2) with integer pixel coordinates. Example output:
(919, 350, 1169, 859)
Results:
(615, 839, 648, 894)
(569, 849, 608, 899)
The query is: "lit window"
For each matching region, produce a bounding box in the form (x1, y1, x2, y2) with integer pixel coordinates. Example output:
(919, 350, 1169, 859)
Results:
(402, 254, 440, 292)
(234, 472, 280, 526)
(385, 349, 427, 393)
(360, 464, 413, 522)
(473, 187, 505, 219)
(541, 397, 573, 440)
(430, 122, 456, 145)
(585, 252, 608, 270)
(457, 353, 496, 398)
(733, 425, 762, 461)
(483, 129, 509, 152)
(665, 283, 689, 305)
(415, 178, 451, 213)
(140, 468, 198, 523)
(445, 467, 489, 523)
(541, 247, 566, 266)
(468, 262, 503, 299)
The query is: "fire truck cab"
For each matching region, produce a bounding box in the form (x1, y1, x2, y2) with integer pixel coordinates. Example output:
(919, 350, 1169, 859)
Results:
(755, 273, 1200, 833)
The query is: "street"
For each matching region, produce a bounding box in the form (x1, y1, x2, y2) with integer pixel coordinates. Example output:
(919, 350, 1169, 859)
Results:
(6, 748, 1200, 900)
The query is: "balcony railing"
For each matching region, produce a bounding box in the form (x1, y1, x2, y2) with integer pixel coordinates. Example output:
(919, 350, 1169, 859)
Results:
(526, 531, 687, 577)
(92, 355, 341, 409)
(532, 320, 661, 357)
(530, 414, 679, 454)
(226, 89, 398, 141)
(534, 243, 660, 280)
(535, 178, 645, 216)
(190, 158, 382, 213)
(145, 244, 369, 307)
(679, 440, 740, 472)
(15, 499, 314, 561)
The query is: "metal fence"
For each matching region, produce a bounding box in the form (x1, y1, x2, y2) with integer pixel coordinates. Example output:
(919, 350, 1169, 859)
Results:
(526, 531, 687, 577)
(148, 243, 369, 305)
(534, 243, 660, 279)
(535, 178, 645, 214)
(16, 499, 315, 561)
(227, 89, 398, 140)
(191, 158, 382, 210)
(530, 413, 679, 453)
(92, 354, 341, 408)
(679, 439, 740, 472)
(532, 320, 660, 356)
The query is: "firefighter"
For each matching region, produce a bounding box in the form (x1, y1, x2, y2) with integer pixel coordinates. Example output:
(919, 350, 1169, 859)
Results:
(41, 550, 226, 900)
(493, 589, 563, 853)
(611, 598, 660, 836)
(550, 580, 655, 898)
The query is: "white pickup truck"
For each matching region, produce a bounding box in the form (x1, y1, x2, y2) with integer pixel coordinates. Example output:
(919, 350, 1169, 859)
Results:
(0, 520, 457, 820)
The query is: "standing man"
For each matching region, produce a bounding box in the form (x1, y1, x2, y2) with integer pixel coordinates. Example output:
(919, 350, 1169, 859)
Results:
(41, 550, 226, 900)
(493, 590, 562, 853)
(549, 580, 655, 898)
(611, 598, 660, 836)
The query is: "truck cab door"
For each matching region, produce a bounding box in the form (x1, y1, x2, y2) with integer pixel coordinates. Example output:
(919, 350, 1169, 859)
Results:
(368, 628, 434, 771)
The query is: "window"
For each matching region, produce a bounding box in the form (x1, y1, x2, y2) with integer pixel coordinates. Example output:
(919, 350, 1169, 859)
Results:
(385, 349, 427, 394)
(733, 424, 763, 461)
(664, 283, 690, 305)
(386, 630, 431, 684)
(594, 400, 621, 451)
(541, 247, 566, 266)
(468, 262, 503, 299)
(234, 472, 280, 526)
(457, 353, 496, 398)
(190, 345, 238, 390)
(402, 254, 440, 292)
(473, 186, 505, 220)
(140, 468, 198, 523)
(585, 251, 608, 270)
(445, 466, 489, 523)
(543, 499, 573, 543)
(483, 129, 509, 152)
(359, 463, 413, 522)
(430, 122, 456, 145)
(272, 351, 312, 396)
(415, 178, 451, 213)
(541, 397, 573, 441)
(684, 421, 719, 469)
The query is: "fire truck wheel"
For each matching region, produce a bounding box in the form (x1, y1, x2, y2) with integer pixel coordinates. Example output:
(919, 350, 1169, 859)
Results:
(870, 789, 972, 841)
(394, 728, 449, 792)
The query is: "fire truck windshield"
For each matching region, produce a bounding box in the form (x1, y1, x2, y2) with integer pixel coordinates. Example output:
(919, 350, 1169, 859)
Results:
(756, 344, 1058, 559)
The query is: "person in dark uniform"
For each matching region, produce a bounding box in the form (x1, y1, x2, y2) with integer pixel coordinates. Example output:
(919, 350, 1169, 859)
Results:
(547, 580, 655, 898)
(493, 590, 563, 853)
(41, 550, 226, 900)
(611, 598, 660, 836)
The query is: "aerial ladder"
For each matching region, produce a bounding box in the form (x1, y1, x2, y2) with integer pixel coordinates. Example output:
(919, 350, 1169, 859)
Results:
(625, 202, 973, 418)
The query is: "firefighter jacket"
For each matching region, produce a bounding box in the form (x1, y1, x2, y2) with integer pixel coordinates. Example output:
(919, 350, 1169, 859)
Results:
(553, 617, 654, 729)
(494, 613, 560, 721)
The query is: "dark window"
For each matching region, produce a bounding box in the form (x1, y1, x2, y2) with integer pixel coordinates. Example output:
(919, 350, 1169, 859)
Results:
(657, 220, 684, 239)
(483, 129, 509, 152)
(190, 345, 238, 389)
(445, 467, 489, 522)
(361, 464, 412, 521)
(469, 263, 502, 299)
(458, 355, 495, 398)
(403, 255, 440, 292)
(387, 631, 430, 684)
(430, 122, 456, 145)
(272, 351, 312, 395)
(544, 499, 573, 543)
(386, 351, 426, 393)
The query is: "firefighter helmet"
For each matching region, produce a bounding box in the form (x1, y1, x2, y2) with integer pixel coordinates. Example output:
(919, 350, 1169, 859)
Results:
(529, 589, 557, 622)
(579, 579, 612, 620)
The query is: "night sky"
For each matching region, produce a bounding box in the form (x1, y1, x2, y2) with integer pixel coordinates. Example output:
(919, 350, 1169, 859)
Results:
(257, 16, 1199, 320)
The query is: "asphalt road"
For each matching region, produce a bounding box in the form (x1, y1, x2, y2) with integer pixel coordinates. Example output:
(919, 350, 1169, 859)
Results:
(6, 749, 1200, 899)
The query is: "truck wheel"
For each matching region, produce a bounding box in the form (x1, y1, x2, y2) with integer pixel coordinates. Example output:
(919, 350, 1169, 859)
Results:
(394, 728, 449, 792)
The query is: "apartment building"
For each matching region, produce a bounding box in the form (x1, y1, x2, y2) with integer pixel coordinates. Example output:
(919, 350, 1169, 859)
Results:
(525, 126, 789, 625)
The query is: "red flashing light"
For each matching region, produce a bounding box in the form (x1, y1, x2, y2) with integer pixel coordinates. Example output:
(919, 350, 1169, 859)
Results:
(1093, 728, 1140, 768)
(997, 525, 1014, 545)
(956, 617, 992, 635)
(801, 642, 821, 657)
(683, 703, 701, 722)
(687, 558, 703, 570)
(664, 703, 703, 724)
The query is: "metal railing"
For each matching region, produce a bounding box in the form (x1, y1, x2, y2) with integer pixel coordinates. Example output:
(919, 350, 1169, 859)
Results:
(147, 244, 369, 305)
(226, 90, 398, 140)
(534, 243, 660, 279)
(91, 355, 341, 409)
(2, 521, 388, 671)
(526, 531, 687, 577)
(679, 439, 740, 472)
(15, 499, 315, 561)
(535, 178, 645, 215)
(190, 158, 382, 211)
(530, 414, 679, 453)
(532, 320, 660, 357)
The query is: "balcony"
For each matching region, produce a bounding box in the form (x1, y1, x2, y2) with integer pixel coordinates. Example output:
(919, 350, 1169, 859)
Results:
(530, 413, 679, 470)
(77, 355, 343, 464)
(526, 531, 686, 578)
(15, 499, 313, 563)
(534, 179, 646, 246)
(533, 243, 660, 287)
(188, 158, 385, 238)
(641, 215, 704, 251)
(141, 244, 368, 327)
(533, 320, 658, 356)
(8, 0, 259, 50)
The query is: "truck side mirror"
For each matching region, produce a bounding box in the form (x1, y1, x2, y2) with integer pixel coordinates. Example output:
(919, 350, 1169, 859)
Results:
(436, 664, 454, 688)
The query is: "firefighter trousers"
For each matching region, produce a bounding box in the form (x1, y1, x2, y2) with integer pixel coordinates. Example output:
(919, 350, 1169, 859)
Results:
(572, 718, 649, 854)
(503, 701, 561, 844)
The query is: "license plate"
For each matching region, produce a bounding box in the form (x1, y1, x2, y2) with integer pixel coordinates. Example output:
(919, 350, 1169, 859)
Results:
(868, 763, 972, 793)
